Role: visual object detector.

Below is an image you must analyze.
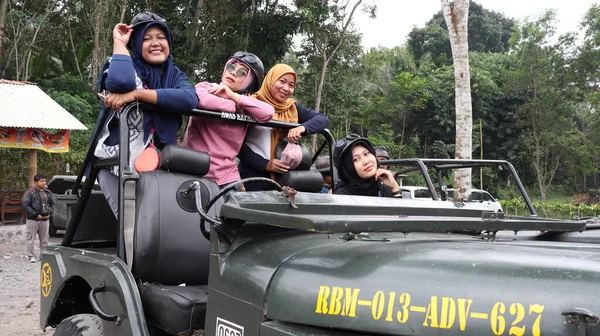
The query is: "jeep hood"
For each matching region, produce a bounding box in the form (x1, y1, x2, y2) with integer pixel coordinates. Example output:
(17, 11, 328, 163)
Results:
(264, 233, 600, 336)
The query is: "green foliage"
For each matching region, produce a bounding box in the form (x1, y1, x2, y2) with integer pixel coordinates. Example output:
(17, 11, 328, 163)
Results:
(407, 1, 515, 65)
(3, 0, 600, 203)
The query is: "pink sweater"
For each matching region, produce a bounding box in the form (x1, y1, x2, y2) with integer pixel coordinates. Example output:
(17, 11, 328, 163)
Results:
(183, 82, 274, 186)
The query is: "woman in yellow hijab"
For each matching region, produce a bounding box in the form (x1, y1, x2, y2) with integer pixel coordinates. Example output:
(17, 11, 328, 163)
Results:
(238, 64, 330, 190)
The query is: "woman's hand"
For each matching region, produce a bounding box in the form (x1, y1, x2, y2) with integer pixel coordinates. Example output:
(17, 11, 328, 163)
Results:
(113, 23, 133, 46)
(266, 159, 290, 174)
(104, 90, 137, 111)
(375, 168, 400, 191)
(287, 126, 306, 143)
(208, 85, 240, 104)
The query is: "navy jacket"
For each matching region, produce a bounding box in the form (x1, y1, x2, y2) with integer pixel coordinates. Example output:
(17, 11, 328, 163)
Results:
(93, 55, 198, 147)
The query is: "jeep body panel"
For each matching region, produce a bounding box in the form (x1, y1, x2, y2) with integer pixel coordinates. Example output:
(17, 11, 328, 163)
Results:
(40, 246, 149, 335)
(205, 224, 600, 336)
(265, 232, 600, 335)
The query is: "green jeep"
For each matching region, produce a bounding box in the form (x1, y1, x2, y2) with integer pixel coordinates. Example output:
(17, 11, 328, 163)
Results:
(40, 104, 599, 336)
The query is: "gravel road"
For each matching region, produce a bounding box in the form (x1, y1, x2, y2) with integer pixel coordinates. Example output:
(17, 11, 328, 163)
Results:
(0, 224, 59, 335)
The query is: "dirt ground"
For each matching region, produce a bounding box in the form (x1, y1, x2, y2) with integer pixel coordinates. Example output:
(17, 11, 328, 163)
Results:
(0, 223, 59, 335)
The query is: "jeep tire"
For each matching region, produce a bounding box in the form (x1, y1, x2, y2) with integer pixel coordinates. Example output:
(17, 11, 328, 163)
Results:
(54, 314, 103, 335)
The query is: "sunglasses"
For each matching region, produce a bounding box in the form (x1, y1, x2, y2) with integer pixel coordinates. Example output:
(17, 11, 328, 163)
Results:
(226, 62, 249, 78)
(233, 51, 258, 64)
(131, 12, 166, 27)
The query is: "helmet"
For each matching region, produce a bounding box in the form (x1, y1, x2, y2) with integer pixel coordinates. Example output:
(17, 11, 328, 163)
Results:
(333, 134, 376, 180)
(375, 147, 389, 160)
(128, 12, 172, 49)
(229, 51, 264, 93)
(130, 12, 167, 27)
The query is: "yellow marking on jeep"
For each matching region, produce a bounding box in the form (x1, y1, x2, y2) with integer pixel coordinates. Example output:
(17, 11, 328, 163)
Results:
(314, 286, 545, 336)
(41, 263, 52, 297)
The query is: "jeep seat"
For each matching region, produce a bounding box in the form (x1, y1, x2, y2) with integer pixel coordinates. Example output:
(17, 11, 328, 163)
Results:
(132, 145, 221, 335)
(281, 170, 324, 193)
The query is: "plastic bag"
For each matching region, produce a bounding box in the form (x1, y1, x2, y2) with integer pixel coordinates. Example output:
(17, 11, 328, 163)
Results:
(280, 142, 303, 170)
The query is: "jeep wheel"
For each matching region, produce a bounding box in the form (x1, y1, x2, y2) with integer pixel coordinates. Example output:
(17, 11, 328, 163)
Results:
(49, 217, 58, 237)
(54, 314, 103, 335)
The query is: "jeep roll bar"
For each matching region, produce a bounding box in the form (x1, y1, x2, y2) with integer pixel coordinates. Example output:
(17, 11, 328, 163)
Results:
(383, 158, 537, 216)
(63, 103, 336, 260)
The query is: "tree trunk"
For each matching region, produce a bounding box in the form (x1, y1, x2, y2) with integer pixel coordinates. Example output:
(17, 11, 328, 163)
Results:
(244, 0, 256, 49)
(311, 0, 362, 153)
(189, 0, 205, 49)
(0, 0, 9, 64)
(68, 19, 83, 80)
(119, 0, 128, 23)
(441, 0, 473, 201)
(90, 0, 105, 86)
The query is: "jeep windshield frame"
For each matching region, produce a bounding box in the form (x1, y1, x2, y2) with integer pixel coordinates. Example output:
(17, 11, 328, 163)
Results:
(62, 102, 336, 260)
(383, 158, 536, 215)
(218, 157, 585, 236)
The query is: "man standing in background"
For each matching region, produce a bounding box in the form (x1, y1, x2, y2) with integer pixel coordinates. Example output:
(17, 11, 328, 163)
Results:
(22, 174, 55, 263)
(376, 147, 390, 170)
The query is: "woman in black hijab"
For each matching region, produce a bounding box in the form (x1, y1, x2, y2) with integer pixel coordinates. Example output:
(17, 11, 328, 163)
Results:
(333, 134, 402, 197)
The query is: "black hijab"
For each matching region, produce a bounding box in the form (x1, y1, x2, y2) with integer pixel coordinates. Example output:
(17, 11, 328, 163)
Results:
(335, 140, 382, 196)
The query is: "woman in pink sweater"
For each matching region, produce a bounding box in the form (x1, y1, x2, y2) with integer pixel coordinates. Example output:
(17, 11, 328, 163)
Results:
(183, 52, 274, 188)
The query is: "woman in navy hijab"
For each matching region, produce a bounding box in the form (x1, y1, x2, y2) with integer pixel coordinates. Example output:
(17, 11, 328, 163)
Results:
(93, 12, 198, 218)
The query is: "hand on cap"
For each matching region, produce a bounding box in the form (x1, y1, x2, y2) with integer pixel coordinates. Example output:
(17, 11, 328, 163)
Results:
(113, 23, 133, 46)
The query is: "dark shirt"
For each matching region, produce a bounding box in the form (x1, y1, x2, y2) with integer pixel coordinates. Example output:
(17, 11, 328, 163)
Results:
(334, 183, 395, 197)
(22, 188, 55, 220)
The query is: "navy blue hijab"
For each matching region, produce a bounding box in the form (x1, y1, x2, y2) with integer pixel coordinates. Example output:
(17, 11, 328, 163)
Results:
(129, 21, 187, 144)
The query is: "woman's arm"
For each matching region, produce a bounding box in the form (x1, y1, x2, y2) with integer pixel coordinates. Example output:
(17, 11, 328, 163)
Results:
(203, 84, 275, 123)
(104, 24, 137, 92)
(104, 76, 199, 112)
(238, 96, 274, 123)
(104, 55, 138, 93)
(296, 103, 330, 135)
(286, 102, 331, 142)
(195, 82, 237, 113)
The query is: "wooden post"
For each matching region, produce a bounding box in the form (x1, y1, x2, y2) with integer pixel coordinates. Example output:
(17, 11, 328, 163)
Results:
(28, 149, 37, 188)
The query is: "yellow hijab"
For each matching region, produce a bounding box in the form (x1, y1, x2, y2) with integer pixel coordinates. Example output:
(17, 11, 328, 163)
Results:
(253, 64, 298, 161)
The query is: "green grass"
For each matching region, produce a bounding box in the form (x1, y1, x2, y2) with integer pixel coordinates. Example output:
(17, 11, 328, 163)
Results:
(522, 185, 573, 204)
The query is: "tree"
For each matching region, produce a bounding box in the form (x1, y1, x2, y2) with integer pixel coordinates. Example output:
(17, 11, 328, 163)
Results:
(408, 1, 515, 65)
(441, 0, 473, 201)
(296, 0, 374, 151)
(509, 10, 583, 203)
(0, 0, 8, 68)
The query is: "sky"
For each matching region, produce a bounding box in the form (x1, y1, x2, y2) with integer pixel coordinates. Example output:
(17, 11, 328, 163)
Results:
(354, 0, 597, 50)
